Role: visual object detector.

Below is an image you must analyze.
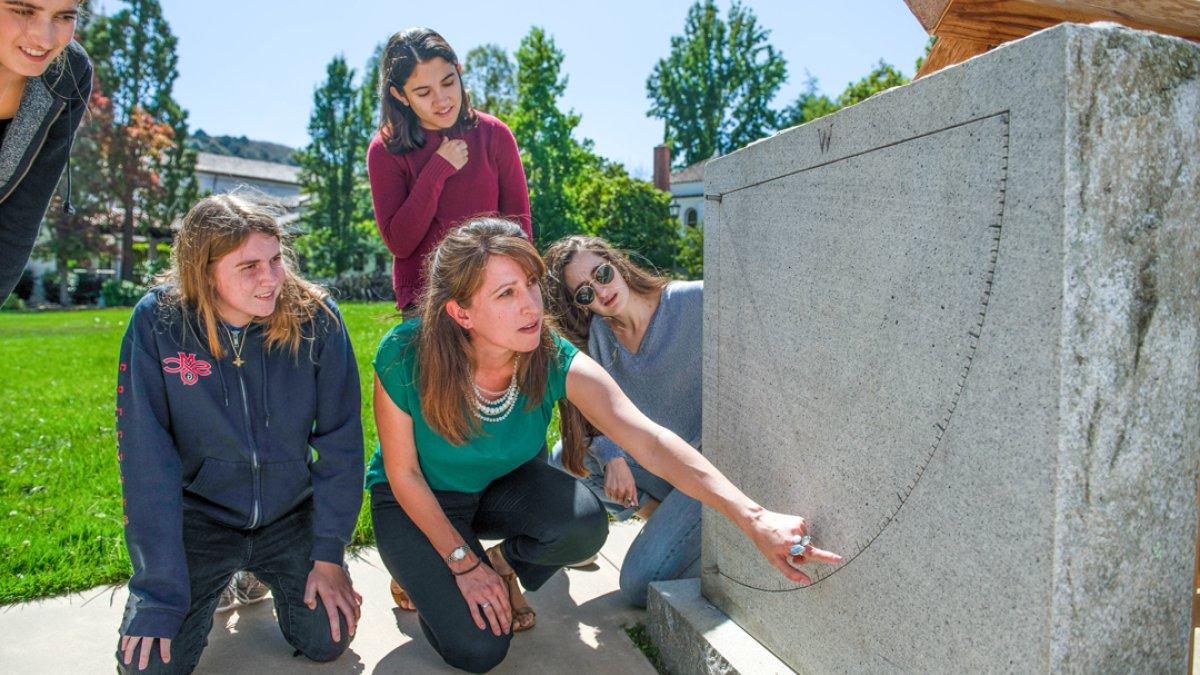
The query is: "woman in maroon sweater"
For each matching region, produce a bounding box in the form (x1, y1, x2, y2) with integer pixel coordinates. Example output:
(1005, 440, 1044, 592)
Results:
(368, 27, 531, 313)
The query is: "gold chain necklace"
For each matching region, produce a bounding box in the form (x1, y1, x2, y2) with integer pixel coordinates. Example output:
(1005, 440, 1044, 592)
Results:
(223, 324, 247, 368)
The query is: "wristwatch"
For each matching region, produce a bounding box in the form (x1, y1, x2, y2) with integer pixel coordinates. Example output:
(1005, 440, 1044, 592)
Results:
(446, 545, 471, 565)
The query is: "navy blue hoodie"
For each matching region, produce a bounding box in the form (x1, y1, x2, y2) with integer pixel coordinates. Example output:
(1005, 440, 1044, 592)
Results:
(115, 287, 364, 639)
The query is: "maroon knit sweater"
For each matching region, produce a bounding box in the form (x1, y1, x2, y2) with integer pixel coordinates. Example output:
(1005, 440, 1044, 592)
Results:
(367, 111, 532, 309)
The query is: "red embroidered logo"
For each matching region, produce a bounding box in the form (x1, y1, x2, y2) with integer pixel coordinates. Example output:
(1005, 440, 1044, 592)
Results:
(162, 352, 212, 386)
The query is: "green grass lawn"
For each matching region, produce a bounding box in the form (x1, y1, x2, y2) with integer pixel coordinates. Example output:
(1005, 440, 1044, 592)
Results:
(0, 302, 408, 604)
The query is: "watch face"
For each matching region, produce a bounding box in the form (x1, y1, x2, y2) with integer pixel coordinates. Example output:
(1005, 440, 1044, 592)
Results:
(449, 546, 467, 562)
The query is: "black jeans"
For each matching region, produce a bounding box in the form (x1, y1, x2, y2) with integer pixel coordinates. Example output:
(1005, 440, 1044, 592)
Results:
(115, 503, 351, 674)
(371, 457, 608, 673)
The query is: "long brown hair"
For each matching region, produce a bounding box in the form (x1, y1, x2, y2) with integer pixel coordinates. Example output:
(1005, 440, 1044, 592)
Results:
(543, 235, 671, 475)
(415, 217, 553, 446)
(162, 191, 335, 359)
(378, 27, 478, 155)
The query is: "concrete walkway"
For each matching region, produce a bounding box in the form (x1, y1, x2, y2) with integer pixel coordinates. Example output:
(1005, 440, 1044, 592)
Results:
(0, 521, 655, 674)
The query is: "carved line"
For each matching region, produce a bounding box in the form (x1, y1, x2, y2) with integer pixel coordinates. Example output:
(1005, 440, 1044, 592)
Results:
(714, 110, 1012, 200)
(716, 111, 1011, 593)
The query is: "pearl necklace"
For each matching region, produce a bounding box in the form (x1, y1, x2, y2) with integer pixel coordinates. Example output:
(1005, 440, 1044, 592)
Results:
(472, 356, 520, 423)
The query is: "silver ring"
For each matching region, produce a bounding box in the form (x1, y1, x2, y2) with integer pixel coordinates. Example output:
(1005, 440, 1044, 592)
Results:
(481, 601, 491, 609)
(790, 534, 811, 557)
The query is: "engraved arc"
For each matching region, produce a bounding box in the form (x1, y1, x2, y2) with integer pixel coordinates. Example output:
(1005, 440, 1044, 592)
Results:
(710, 111, 1011, 593)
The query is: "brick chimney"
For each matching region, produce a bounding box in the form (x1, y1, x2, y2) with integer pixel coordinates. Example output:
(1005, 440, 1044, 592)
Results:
(653, 144, 670, 192)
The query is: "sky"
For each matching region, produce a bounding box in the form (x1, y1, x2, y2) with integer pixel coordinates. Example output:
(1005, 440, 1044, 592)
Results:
(96, 1, 928, 178)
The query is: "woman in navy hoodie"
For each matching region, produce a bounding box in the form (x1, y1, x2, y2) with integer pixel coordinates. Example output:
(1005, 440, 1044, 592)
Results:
(114, 192, 365, 673)
(0, 0, 92, 303)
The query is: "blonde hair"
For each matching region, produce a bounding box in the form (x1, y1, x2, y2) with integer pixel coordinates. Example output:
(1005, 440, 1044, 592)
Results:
(543, 235, 670, 476)
(161, 190, 335, 359)
(413, 217, 552, 446)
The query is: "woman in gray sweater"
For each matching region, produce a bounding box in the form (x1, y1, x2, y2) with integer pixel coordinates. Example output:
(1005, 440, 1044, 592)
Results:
(545, 236, 703, 606)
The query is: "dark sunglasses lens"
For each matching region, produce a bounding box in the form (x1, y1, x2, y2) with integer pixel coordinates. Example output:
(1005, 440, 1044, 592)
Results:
(594, 263, 614, 285)
(575, 285, 596, 305)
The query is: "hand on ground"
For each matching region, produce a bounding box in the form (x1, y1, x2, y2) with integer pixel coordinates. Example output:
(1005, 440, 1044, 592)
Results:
(120, 635, 171, 671)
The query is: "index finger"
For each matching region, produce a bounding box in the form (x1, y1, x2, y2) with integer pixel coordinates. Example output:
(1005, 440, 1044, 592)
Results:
(799, 547, 843, 565)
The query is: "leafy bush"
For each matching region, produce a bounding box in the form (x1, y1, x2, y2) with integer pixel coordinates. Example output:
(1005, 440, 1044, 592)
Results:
(323, 271, 394, 303)
(137, 256, 170, 287)
(13, 269, 35, 300)
(101, 279, 146, 307)
(675, 223, 704, 279)
(1, 294, 26, 311)
(42, 275, 61, 304)
(70, 272, 104, 306)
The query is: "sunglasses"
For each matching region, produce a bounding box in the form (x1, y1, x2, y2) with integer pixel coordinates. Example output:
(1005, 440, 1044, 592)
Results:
(573, 263, 615, 306)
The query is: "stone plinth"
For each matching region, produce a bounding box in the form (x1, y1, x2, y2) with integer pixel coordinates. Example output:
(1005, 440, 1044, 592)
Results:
(679, 22, 1199, 674)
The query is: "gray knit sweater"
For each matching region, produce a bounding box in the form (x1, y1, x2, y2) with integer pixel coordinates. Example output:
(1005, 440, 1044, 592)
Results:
(587, 280, 703, 466)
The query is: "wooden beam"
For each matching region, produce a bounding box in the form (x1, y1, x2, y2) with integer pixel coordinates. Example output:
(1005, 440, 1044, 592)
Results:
(916, 36, 994, 78)
(934, 0, 1200, 44)
(904, 0, 954, 32)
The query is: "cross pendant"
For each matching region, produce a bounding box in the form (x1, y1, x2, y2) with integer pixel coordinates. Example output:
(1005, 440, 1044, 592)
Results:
(233, 357, 245, 367)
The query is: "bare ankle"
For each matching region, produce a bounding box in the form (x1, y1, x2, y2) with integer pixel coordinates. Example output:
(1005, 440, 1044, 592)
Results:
(487, 545, 514, 576)
(635, 497, 661, 520)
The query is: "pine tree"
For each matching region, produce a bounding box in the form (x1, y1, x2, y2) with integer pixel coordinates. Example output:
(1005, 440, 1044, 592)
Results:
(510, 27, 583, 248)
(296, 55, 376, 278)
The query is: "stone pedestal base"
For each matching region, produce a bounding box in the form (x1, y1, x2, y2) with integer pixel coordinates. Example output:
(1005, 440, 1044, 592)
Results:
(647, 579, 793, 675)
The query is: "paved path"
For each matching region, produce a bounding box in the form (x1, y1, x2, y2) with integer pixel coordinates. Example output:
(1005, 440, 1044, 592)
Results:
(0, 521, 655, 674)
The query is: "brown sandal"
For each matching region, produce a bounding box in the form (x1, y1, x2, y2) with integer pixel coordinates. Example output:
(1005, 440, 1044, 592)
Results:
(487, 546, 536, 632)
(390, 578, 416, 611)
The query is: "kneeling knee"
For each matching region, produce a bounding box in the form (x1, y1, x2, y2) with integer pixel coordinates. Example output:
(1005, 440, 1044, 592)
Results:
(440, 637, 510, 673)
(299, 635, 350, 663)
(618, 571, 651, 608)
(564, 497, 609, 555)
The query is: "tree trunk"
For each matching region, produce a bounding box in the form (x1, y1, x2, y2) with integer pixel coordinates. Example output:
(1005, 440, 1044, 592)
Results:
(120, 198, 135, 281)
(58, 266, 71, 306)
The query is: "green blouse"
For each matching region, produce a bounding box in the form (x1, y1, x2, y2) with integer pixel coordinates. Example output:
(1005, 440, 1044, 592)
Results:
(364, 319, 579, 493)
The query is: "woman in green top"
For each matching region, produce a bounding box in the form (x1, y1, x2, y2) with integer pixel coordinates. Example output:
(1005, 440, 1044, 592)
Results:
(368, 218, 841, 673)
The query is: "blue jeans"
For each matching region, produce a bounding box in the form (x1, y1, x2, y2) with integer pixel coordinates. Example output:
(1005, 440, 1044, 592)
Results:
(115, 504, 351, 674)
(547, 442, 701, 607)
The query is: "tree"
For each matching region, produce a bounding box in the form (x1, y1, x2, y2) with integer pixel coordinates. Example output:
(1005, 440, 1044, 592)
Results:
(675, 222, 704, 279)
(510, 27, 584, 248)
(38, 81, 117, 305)
(835, 60, 909, 108)
(646, 0, 787, 168)
(776, 73, 838, 128)
(296, 55, 376, 278)
(777, 61, 911, 128)
(463, 44, 516, 119)
(82, 0, 197, 281)
(573, 162, 677, 273)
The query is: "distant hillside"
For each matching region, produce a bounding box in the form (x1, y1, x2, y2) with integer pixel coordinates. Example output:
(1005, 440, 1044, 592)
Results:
(189, 130, 299, 166)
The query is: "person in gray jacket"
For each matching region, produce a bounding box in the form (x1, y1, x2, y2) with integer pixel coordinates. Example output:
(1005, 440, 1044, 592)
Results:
(544, 236, 705, 606)
(0, 1, 92, 302)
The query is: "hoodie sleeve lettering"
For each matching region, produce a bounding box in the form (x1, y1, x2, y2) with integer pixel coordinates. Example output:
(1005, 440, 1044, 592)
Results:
(116, 295, 189, 639)
(307, 302, 365, 565)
